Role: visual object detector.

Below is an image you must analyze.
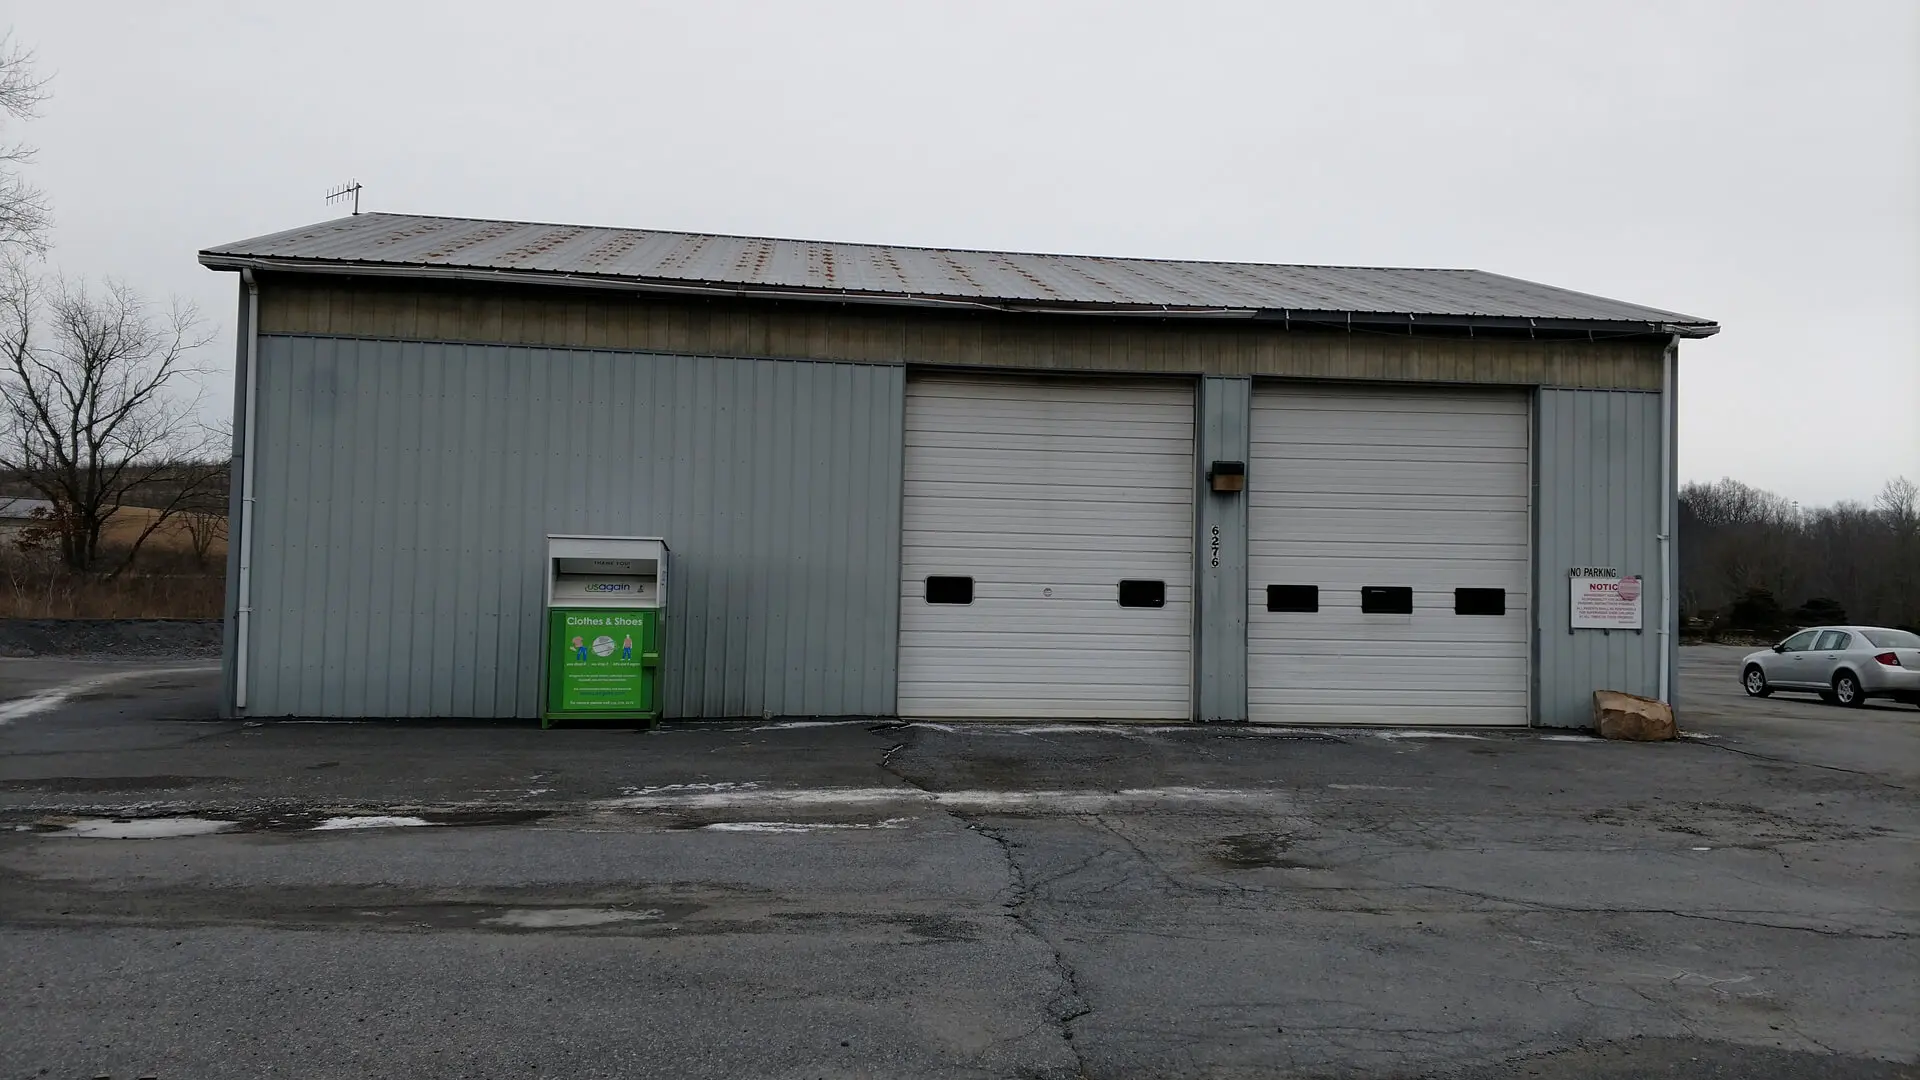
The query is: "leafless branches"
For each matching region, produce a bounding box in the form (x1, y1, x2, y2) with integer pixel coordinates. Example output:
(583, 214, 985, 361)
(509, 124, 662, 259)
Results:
(0, 31, 52, 256)
(0, 261, 220, 572)
(1681, 475, 1920, 632)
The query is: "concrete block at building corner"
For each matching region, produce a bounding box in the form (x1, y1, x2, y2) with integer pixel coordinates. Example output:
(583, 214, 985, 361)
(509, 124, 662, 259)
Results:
(1592, 690, 1677, 741)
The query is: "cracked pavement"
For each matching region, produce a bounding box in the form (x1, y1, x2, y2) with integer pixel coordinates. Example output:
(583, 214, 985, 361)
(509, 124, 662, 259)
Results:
(0, 647, 1915, 1079)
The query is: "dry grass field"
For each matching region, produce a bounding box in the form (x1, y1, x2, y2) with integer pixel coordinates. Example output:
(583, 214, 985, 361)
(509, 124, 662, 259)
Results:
(97, 505, 229, 558)
(0, 508, 228, 619)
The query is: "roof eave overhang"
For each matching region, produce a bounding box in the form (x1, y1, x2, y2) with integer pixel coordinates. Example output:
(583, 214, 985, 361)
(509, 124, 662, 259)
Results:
(198, 254, 1721, 339)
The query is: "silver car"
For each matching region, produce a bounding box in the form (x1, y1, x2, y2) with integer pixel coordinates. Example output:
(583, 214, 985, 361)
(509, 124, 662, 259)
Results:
(1742, 625, 1920, 708)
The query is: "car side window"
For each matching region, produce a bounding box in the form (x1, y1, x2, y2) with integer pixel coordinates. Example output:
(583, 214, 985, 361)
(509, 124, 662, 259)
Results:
(1779, 630, 1818, 652)
(1814, 631, 1851, 651)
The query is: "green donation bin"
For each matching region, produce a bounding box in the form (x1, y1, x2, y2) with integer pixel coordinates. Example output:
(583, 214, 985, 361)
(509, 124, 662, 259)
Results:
(542, 535, 667, 728)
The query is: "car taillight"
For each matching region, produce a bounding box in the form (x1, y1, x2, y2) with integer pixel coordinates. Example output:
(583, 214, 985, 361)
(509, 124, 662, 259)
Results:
(1874, 652, 1901, 667)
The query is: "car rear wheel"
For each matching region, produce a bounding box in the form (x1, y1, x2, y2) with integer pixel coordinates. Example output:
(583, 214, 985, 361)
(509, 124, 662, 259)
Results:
(1742, 666, 1771, 697)
(1833, 671, 1866, 708)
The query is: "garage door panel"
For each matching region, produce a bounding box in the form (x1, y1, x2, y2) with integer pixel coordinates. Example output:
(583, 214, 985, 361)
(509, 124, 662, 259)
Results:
(900, 374, 1194, 720)
(906, 538, 1192, 562)
(912, 425, 1197, 451)
(1256, 463, 1529, 496)
(1247, 490, 1526, 512)
(1250, 562, 1532, 587)
(905, 512, 1193, 537)
(902, 596, 1194, 625)
(1258, 442, 1528, 465)
(1253, 651, 1528, 673)
(1249, 702, 1528, 725)
(1247, 635, 1530, 657)
(1254, 678, 1530, 698)
(1256, 413, 1528, 442)
(903, 561, 1193, 583)
(1259, 512, 1528, 545)
(906, 480, 1192, 504)
(1250, 543, 1530, 566)
(1249, 384, 1530, 727)
(1256, 612, 1528, 629)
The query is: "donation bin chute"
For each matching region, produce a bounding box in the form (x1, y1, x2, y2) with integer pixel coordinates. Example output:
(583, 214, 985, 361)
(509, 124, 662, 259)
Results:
(543, 535, 667, 728)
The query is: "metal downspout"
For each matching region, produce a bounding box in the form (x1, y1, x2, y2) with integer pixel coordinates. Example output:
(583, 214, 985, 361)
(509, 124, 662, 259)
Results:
(235, 270, 261, 710)
(1658, 336, 1677, 703)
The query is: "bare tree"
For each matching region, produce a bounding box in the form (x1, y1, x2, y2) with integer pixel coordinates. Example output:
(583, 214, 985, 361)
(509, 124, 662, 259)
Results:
(0, 32, 51, 256)
(1876, 476, 1918, 535)
(1681, 474, 1920, 634)
(1876, 476, 1919, 623)
(177, 455, 231, 565)
(0, 263, 219, 572)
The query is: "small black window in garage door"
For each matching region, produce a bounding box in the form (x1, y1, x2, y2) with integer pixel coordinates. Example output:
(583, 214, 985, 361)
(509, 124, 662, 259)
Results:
(1360, 586, 1413, 614)
(1266, 585, 1319, 612)
(925, 576, 974, 604)
(1454, 588, 1506, 616)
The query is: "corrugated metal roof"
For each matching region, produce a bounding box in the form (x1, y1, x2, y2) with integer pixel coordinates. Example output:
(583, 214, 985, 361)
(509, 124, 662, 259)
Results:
(201, 212, 1717, 335)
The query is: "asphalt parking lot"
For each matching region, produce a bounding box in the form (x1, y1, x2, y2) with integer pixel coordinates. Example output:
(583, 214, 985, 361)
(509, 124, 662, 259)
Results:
(0, 647, 1914, 1079)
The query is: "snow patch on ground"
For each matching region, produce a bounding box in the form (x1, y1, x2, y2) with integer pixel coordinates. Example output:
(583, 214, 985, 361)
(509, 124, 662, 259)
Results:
(1369, 731, 1489, 740)
(58, 817, 235, 839)
(1326, 784, 1418, 791)
(702, 818, 911, 833)
(602, 786, 1281, 812)
(748, 720, 871, 731)
(619, 781, 761, 796)
(484, 908, 662, 929)
(1540, 734, 1598, 742)
(311, 815, 435, 831)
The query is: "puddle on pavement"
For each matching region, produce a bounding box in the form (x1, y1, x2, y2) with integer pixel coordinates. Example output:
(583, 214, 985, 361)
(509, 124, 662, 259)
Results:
(1211, 832, 1325, 870)
(330, 900, 704, 933)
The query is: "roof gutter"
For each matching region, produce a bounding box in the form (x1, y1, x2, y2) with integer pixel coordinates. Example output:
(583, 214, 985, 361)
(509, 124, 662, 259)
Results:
(197, 254, 1720, 337)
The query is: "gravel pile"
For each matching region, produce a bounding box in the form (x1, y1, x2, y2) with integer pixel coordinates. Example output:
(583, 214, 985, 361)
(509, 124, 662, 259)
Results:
(0, 618, 223, 660)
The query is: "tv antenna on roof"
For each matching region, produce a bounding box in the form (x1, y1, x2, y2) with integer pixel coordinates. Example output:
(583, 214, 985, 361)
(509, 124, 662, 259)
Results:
(326, 179, 364, 215)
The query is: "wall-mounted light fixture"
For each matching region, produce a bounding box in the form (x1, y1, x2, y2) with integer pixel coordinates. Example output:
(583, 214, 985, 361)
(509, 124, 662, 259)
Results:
(1207, 460, 1246, 493)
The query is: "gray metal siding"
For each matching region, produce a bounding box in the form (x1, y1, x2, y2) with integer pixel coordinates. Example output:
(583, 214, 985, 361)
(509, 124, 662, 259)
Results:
(1535, 388, 1664, 727)
(1195, 377, 1250, 722)
(245, 336, 903, 718)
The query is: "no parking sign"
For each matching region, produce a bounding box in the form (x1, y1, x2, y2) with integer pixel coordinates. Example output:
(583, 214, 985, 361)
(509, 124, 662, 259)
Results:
(1570, 568, 1643, 630)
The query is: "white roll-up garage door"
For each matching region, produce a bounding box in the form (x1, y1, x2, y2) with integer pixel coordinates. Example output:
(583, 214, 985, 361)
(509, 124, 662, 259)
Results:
(1248, 384, 1530, 726)
(899, 374, 1194, 720)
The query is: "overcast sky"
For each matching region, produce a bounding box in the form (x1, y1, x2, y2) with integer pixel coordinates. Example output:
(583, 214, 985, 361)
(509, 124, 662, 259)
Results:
(9, 1, 1916, 506)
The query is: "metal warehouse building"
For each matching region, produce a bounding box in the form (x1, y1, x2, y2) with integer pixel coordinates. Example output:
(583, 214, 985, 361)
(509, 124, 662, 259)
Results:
(200, 213, 1717, 727)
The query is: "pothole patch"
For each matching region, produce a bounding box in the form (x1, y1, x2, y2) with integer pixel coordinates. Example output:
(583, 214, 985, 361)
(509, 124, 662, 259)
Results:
(483, 907, 663, 929)
(1211, 831, 1325, 870)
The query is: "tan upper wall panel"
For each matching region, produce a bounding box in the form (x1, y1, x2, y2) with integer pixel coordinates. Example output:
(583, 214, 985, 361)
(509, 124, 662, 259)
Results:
(255, 277, 1666, 390)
